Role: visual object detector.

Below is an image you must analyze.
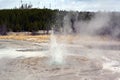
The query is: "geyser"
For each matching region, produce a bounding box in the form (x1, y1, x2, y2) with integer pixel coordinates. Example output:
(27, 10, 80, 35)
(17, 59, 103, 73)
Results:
(50, 30, 66, 65)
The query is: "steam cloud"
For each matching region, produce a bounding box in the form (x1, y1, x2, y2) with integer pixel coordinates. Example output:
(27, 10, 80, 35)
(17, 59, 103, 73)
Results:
(62, 12, 120, 39)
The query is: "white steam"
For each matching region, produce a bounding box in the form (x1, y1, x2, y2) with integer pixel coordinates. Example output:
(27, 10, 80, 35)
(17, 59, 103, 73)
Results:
(50, 30, 66, 64)
(63, 12, 111, 36)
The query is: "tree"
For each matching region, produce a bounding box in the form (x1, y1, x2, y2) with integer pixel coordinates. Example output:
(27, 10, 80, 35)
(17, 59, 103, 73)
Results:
(0, 24, 7, 35)
(19, 3, 32, 9)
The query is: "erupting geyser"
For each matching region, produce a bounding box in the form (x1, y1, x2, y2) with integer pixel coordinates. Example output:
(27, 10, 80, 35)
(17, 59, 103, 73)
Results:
(50, 30, 65, 65)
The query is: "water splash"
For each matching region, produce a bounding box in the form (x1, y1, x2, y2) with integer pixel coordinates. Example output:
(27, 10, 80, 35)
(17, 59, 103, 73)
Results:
(50, 30, 65, 65)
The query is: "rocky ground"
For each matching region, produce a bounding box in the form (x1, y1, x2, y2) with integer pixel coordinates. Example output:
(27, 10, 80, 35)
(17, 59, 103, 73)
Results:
(0, 36, 120, 80)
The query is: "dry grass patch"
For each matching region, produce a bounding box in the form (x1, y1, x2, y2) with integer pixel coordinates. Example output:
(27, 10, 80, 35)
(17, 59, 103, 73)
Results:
(0, 35, 50, 43)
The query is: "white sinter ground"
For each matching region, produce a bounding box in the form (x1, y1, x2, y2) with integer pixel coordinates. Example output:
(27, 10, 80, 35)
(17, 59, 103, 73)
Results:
(0, 37, 120, 80)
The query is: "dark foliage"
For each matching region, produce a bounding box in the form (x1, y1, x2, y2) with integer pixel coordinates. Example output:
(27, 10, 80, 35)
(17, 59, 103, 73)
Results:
(0, 9, 57, 34)
(0, 24, 7, 35)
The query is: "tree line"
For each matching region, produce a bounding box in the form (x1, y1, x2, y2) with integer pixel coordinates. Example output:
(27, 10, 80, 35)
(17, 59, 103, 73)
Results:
(0, 8, 57, 35)
(0, 8, 95, 35)
(0, 8, 119, 38)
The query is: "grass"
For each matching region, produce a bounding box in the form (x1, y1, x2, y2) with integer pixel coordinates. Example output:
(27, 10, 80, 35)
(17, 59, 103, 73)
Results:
(0, 35, 50, 43)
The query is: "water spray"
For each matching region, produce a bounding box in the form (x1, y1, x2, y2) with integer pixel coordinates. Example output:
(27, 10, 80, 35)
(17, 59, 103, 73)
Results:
(50, 29, 65, 65)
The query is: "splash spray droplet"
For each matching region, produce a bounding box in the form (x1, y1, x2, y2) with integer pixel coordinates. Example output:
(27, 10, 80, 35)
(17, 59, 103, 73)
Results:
(50, 30, 65, 65)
